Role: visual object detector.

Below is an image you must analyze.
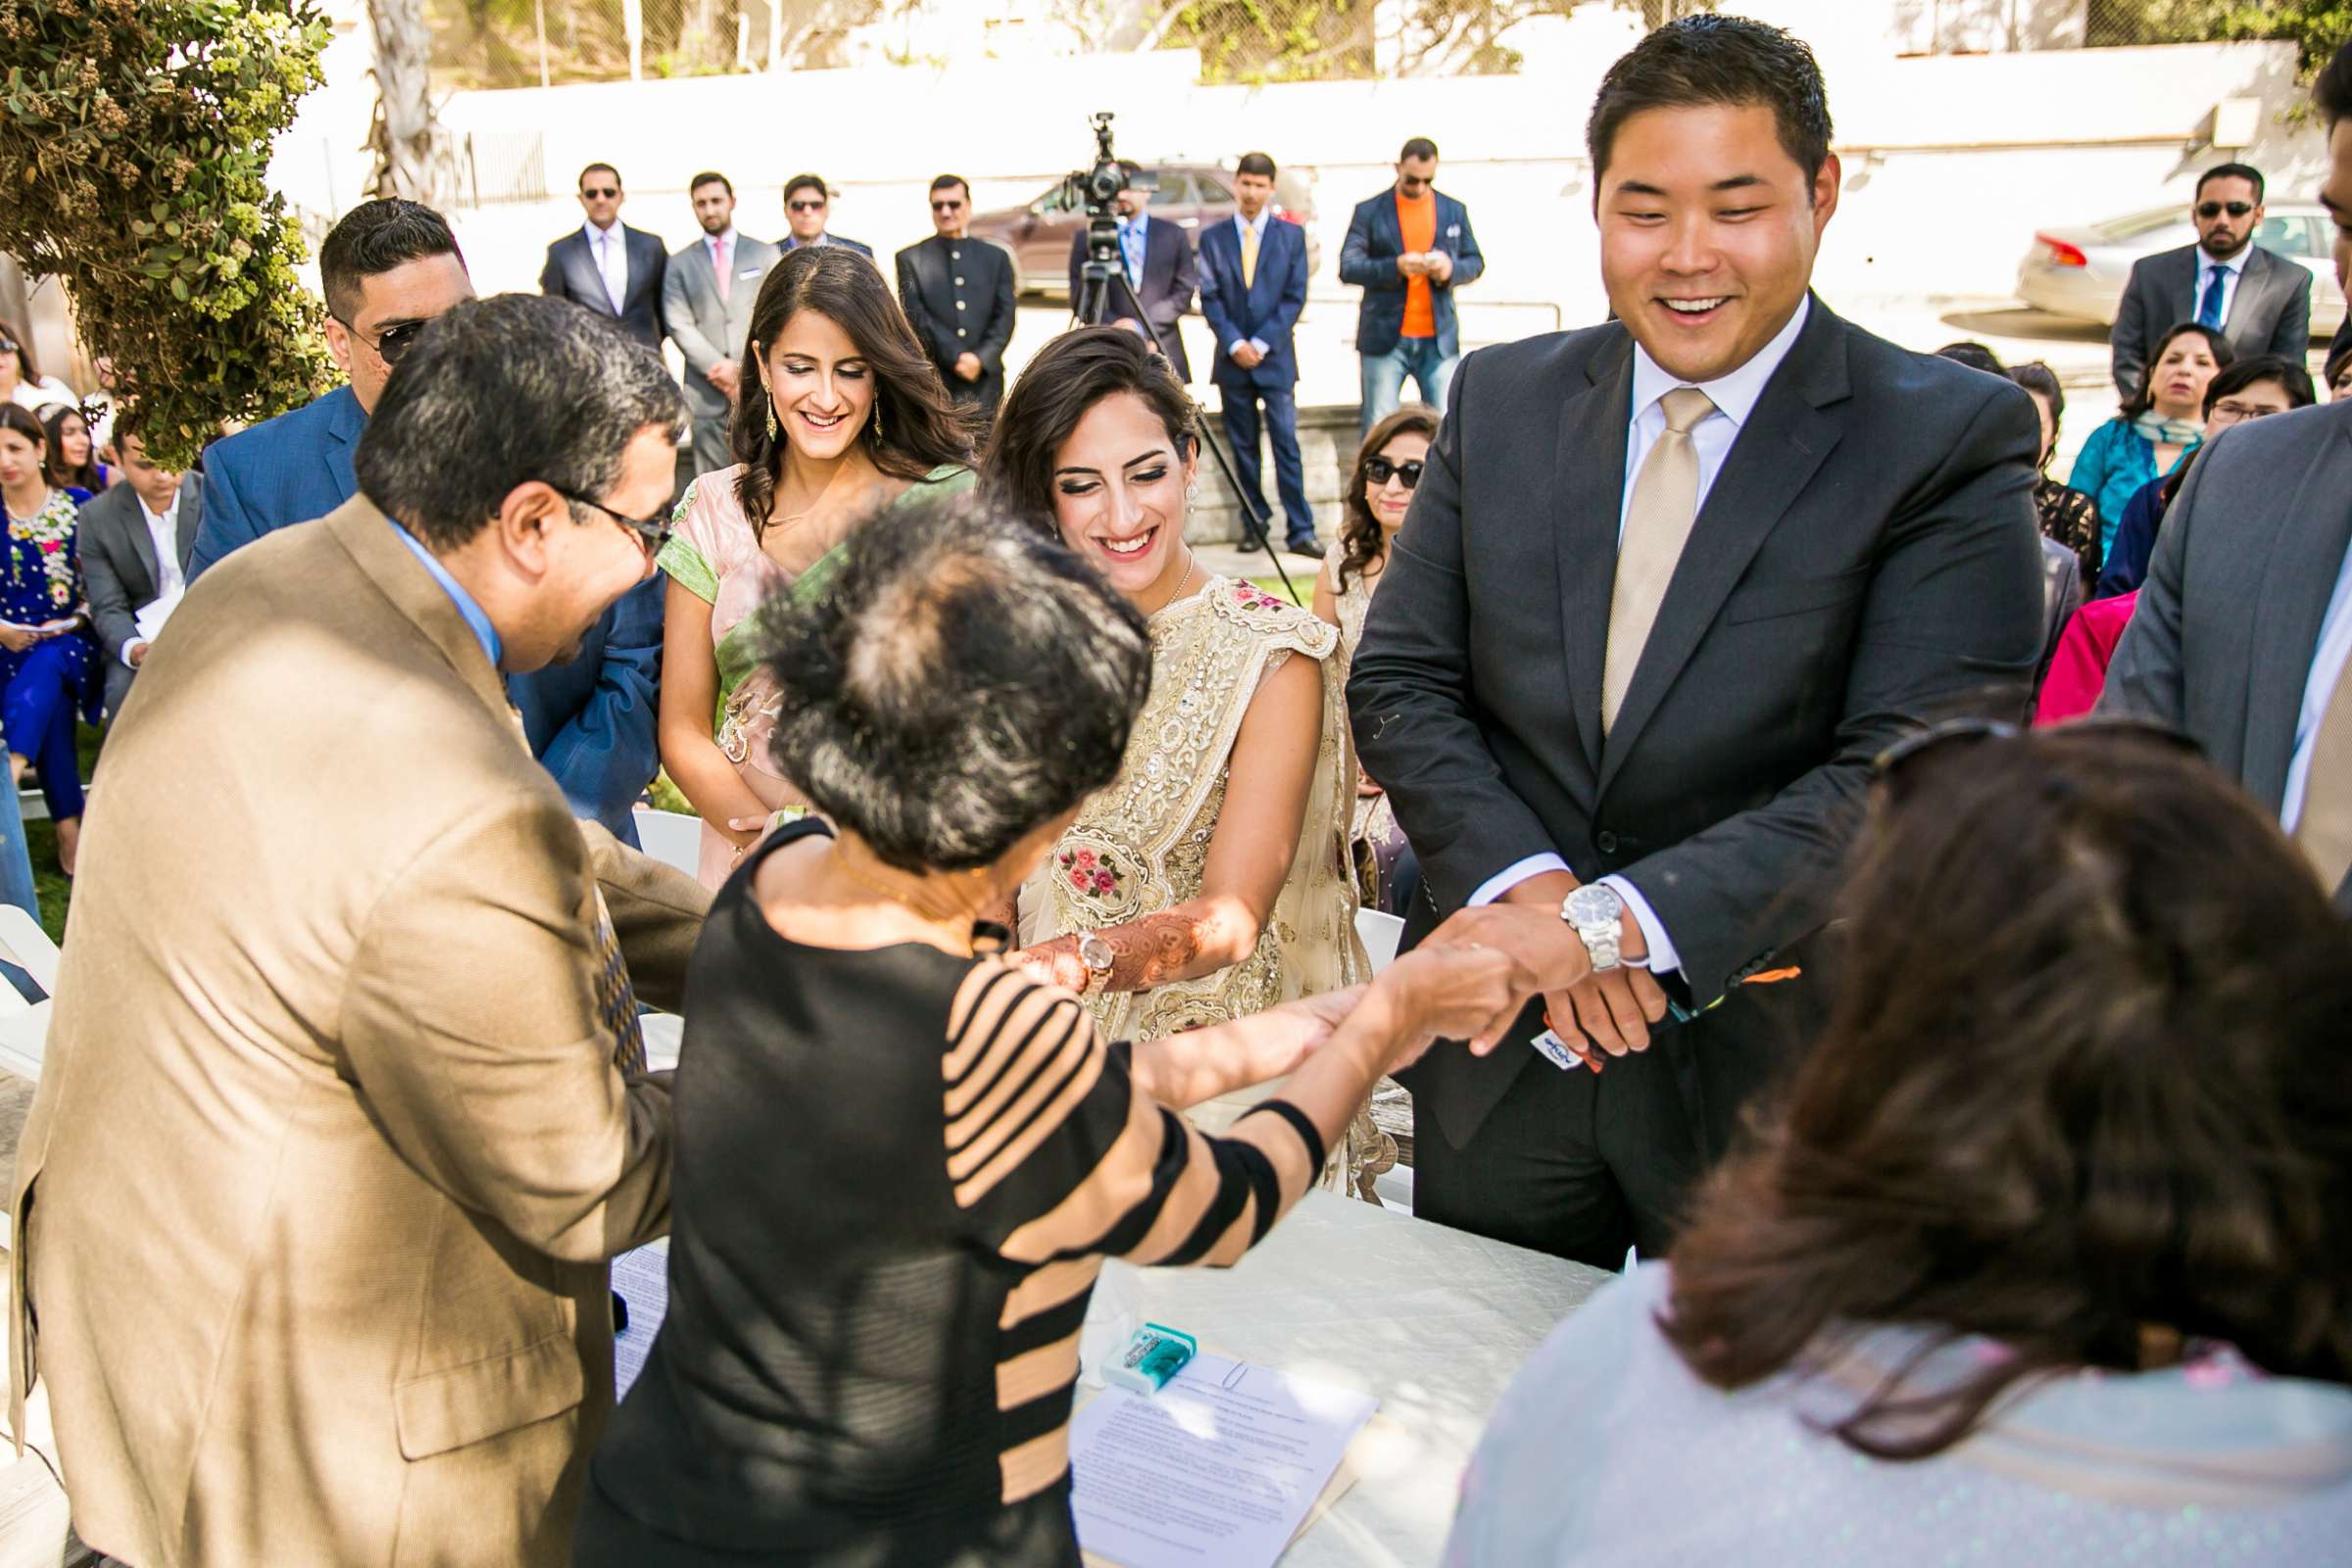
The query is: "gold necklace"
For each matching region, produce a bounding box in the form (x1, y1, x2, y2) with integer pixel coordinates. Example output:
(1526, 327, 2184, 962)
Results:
(1145, 552, 1200, 618)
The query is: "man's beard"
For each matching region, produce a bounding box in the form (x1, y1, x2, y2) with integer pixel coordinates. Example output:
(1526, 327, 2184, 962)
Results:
(2200, 228, 2246, 259)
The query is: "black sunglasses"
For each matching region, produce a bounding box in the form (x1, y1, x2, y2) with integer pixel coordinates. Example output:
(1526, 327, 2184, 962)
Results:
(1364, 457, 1424, 489)
(789, 199, 826, 213)
(582, 185, 619, 199)
(2195, 200, 2254, 220)
(930, 199, 964, 212)
(1872, 716, 2201, 803)
(552, 486, 671, 558)
(330, 314, 429, 368)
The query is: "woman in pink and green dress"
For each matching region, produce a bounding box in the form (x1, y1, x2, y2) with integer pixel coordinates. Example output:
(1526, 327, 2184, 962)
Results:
(656, 247, 977, 887)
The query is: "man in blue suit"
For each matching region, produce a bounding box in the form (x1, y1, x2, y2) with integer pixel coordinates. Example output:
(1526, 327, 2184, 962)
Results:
(1198, 152, 1319, 557)
(191, 199, 665, 844)
(1066, 163, 1198, 383)
(1341, 136, 1486, 437)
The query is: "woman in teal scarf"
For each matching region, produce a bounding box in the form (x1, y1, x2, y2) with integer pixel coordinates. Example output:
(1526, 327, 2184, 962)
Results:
(657, 247, 977, 885)
(2068, 321, 2230, 557)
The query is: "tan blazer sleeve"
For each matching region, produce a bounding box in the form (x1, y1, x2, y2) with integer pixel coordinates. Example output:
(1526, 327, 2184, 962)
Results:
(579, 817, 711, 1014)
(341, 789, 675, 1264)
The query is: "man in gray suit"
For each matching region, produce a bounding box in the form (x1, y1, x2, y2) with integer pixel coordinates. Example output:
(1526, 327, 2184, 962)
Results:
(662, 171, 781, 475)
(83, 414, 200, 719)
(2110, 162, 2313, 399)
(2102, 48, 2352, 915)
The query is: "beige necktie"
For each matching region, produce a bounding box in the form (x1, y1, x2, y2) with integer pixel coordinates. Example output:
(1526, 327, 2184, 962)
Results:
(1241, 222, 1259, 289)
(1603, 386, 1716, 731)
(2294, 662, 2352, 897)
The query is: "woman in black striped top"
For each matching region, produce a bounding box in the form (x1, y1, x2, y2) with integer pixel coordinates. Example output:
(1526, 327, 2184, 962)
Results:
(573, 495, 1537, 1567)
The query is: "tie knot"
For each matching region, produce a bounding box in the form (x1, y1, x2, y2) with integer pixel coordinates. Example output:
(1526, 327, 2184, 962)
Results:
(1659, 386, 1714, 435)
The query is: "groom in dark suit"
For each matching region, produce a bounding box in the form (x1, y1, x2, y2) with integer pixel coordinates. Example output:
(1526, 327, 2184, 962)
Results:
(1350, 15, 2043, 1267)
(1199, 152, 1318, 556)
(540, 163, 669, 349)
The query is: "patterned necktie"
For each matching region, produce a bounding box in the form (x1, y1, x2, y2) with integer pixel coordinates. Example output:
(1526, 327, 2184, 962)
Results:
(1121, 221, 1143, 290)
(590, 886, 648, 1075)
(712, 233, 730, 303)
(2196, 262, 2227, 330)
(1241, 221, 1259, 290)
(1603, 386, 1717, 732)
(2294, 659, 2352, 899)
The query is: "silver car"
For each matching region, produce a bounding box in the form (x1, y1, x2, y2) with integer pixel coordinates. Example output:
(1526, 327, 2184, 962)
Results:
(2017, 202, 2343, 338)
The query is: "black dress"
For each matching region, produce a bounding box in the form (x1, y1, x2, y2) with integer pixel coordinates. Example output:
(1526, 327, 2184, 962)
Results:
(573, 819, 1324, 1567)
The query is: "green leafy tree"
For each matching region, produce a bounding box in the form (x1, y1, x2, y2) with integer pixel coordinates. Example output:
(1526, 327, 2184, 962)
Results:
(2089, 0, 2352, 74)
(0, 0, 336, 468)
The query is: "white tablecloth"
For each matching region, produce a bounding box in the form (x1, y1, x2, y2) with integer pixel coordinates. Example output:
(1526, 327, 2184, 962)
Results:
(1085, 1191, 1612, 1568)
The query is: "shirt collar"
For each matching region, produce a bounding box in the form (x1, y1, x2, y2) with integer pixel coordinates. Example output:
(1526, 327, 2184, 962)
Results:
(584, 219, 620, 244)
(1629, 295, 1811, 433)
(388, 519, 503, 668)
(1236, 208, 1271, 239)
(136, 488, 179, 531)
(1120, 211, 1147, 232)
(2205, 246, 2248, 276)
(707, 226, 736, 250)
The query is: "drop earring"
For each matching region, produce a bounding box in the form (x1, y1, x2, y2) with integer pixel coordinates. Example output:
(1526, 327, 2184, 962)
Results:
(765, 394, 778, 444)
(872, 401, 885, 442)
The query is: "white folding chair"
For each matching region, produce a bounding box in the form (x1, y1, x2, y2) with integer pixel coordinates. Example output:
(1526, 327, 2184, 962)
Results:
(631, 808, 703, 881)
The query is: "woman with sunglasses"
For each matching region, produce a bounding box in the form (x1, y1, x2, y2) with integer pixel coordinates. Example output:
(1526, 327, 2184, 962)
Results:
(1314, 405, 1437, 921)
(0, 318, 73, 416)
(2069, 321, 2231, 554)
(656, 245, 976, 887)
(1446, 720, 2352, 1566)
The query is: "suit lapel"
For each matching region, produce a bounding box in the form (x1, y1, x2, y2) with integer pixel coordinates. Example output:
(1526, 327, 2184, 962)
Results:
(327, 496, 514, 725)
(2241, 413, 2352, 811)
(324, 387, 363, 506)
(117, 493, 161, 589)
(1372, 194, 1399, 257)
(1598, 301, 1847, 794)
(565, 233, 612, 314)
(173, 476, 203, 570)
(1553, 333, 1635, 775)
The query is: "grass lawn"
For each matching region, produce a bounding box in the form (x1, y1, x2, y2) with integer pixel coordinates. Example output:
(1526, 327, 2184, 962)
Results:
(1249, 574, 1308, 608)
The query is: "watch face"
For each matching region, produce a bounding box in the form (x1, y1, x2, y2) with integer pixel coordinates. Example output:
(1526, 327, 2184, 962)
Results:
(1079, 934, 1115, 971)
(1564, 885, 1623, 928)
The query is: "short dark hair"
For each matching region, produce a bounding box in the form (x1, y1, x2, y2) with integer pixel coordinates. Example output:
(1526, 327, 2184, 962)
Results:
(578, 162, 620, 191)
(1588, 15, 1833, 186)
(318, 199, 465, 323)
(1665, 726, 2352, 1457)
(1399, 136, 1439, 163)
(689, 171, 733, 198)
(2326, 339, 2352, 394)
(1234, 151, 1277, 180)
(758, 494, 1152, 872)
(2005, 361, 2063, 426)
(0, 405, 41, 457)
(355, 293, 684, 553)
(2317, 39, 2352, 126)
(783, 172, 829, 204)
(2120, 320, 2234, 419)
(105, 402, 145, 457)
(1933, 341, 2004, 376)
(2202, 353, 2316, 416)
(2195, 161, 2265, 204)
(928, 173, 969, 199)
(981, 326, 1199, 534)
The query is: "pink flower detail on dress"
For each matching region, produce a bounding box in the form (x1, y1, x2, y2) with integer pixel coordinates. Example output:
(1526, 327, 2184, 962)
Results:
(1068, 869, 1089, 890)
(1092, 869, 1114, 893)
(1074, 850, 1097, 869)
(1057, 848, 1124, 900)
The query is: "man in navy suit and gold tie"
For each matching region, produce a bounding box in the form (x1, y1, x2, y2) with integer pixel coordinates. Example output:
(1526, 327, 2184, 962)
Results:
(1198, 152, 1319, 556)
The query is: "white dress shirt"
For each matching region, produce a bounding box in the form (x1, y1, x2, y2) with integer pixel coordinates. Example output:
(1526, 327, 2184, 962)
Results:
(123, 488, 183, 667)
(2281, 536, 2352, 834)
(584, 219, 627, 314)
(1469, 298, 1815, 977)
(1230, 209, 1274, 358)
(2195, 247, 2247, 329)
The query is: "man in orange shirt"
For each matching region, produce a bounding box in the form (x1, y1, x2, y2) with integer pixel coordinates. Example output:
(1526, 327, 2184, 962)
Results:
(1341, 137, 1487, 438)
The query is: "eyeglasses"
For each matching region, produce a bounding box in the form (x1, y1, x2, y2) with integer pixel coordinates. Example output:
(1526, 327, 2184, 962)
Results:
(930, 199, 964, 213)
(581, 186, 619, 199)
(789, 199, 826, 213)
(2209, 399, 2285, 424)
(2195, 201, 2254, 220)
(0, 336, 16, 355)
(1871, 716, 2201, 805)
(1364, 457, 1424, 488)
(551, 486, 671, 559)
(330, 314, 430, 368)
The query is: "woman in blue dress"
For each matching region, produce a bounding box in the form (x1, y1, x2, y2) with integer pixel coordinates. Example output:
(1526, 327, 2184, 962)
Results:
(0, 406, 94, 873)
(2067, 321, 2230, 558)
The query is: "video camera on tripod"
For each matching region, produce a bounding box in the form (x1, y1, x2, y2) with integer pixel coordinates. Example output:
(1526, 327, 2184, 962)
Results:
(1066, 112, 1155, 326)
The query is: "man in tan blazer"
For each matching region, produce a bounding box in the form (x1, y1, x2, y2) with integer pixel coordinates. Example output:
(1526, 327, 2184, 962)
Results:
(9, 294, 709, 1568)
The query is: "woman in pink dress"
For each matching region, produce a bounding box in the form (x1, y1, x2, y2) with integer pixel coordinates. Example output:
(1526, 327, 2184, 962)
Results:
(657, 247, 975, 886)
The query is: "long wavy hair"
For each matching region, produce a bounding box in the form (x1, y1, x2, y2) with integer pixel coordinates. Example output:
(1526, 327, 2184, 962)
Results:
(41, 405, 101, 492)
(1661, 725, 2352, 1460)
(731, 246, 975, 539)
(1337, 404, 1438, 592)
(979, 325, 1197, 540)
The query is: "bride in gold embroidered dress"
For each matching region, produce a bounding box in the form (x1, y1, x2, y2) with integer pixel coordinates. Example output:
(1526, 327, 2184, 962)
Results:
(985, 328, 1381, 1191)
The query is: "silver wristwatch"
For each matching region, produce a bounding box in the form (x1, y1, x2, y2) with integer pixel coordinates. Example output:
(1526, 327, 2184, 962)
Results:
(1077, 931, 1116, 992)
(1561, 884, 1625, 973)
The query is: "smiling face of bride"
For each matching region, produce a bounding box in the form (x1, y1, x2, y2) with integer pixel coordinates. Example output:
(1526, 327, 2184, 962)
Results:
(1048, 390, 1200, 609)
(757, 308, 876, 465)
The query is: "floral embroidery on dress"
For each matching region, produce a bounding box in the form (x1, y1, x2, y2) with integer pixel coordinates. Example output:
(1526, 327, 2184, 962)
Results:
(7, 491, 80, 611)
(1057, 847, 1123, 898)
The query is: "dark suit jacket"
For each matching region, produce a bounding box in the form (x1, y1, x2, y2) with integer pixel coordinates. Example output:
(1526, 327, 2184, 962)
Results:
(895, 235, 1017, 411)
(1349, 298, 2045, 1155)
(2111, 241, 2313, 398)
(539, 223, 669, 348)
(190, 385, 662, 842)
(1196, 218, 1307, 392)
(80, 473, 201, 718)
(1338, 188, 1486, 359)
(2102, 398, 2352, 912)
(1068, 218, 1198, 383)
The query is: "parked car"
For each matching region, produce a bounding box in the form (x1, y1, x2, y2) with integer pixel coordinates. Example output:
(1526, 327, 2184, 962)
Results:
(2017, 201, 2343, 338)
(967, 163, 1321, 299)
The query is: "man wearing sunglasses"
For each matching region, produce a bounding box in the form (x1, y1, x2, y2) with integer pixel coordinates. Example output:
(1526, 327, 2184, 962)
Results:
(539, 163, 669, 350)
(896, 174, 1018, 420)
(2110, 162, 2312, 401)
(779, 172, 874, 259)
(190, 199, 669, 848)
